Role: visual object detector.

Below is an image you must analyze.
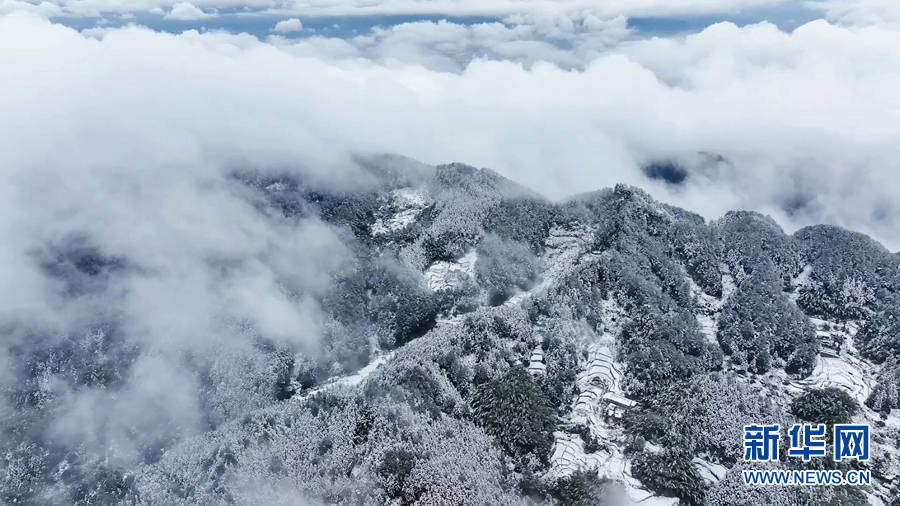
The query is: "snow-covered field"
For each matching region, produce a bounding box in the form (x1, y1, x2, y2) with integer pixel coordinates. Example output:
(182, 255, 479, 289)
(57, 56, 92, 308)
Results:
(370, 188, 430, 236)
(545, 311, 676, 504)
(692, 457, 727, 486)
(688, 265, 735, 346)
(501, 225, 598, 309)
(787, 352, 875, 406)
(424, 249, 477, 291)
(781, 274, 898, 504)
(294, 352, 396, 401)
(528, 335, 547, 375)
(785, 316, 877, 406)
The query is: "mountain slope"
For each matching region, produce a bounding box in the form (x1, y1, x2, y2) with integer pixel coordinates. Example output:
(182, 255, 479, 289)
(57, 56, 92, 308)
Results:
(3, 160, 900, 505)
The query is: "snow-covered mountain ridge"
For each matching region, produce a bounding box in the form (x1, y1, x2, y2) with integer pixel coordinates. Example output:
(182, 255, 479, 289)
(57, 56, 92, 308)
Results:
(4, 159, 900, 505)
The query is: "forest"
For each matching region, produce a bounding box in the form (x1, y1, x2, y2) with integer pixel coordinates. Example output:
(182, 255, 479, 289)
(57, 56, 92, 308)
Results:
(3, 161, 899, 505)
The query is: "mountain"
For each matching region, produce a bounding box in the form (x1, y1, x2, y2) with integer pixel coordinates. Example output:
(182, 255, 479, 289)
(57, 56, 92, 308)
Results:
(3, 159, 900, 505)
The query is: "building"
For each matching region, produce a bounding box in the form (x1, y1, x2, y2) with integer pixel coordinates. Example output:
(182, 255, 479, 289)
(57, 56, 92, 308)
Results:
(602, 391, 637, 420)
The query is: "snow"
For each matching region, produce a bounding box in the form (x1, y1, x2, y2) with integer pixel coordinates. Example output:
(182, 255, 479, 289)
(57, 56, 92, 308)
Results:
(866, 411, 900, 504)
(499, 225, 597, 310)
(305, 216, 890, 504)
(501, 289, 531, 307)
(692, 457, 727, 486)
(431, 226, 600, 343)
(527, 360, 546, 374)
(574, 334, 623, 398)
(424, 249, 477, 291)
(548, 432, 677, 505)
(687, 264, 736, 346)
(603, 391, 637, 408)
(721, 270, 736, 300)
(865, 493, 887, 506)
(294, 352, 395, 401)
(788, 355, 874, 405)
(883, 410, 900, 429)
(695, 313, 717, 345)
(435, 316, 462, 327)
(542, 225, 597, 285)
(784, 271, 878, 406)
(781, 312, 899, 503)
(787, 264, 813, 303)
(547, 319, 674, 504)
(787, 317, 877, 406)
(339, 353, 394, 388)
(370, 187, 429, 236)
(528, 336, 546, 375)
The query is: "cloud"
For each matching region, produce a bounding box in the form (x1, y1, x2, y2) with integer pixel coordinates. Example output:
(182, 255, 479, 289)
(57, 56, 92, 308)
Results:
(49, 353, 206, 465)
(7, 0, 794, 25)
(273, 17, 303, 33)
(811, 0, 900, 26)
(3, 12, 900, 244)
(0, 0, 62, 17)
(275, 18, 900, 251)
(0, 11, 359, 467)
(245, 0, 785, 19)
(3, 7, 900, 473)
(303, 16, 632, 72)
(164, 1, 212, 20)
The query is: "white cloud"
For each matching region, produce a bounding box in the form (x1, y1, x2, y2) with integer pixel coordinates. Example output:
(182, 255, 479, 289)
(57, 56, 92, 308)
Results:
(165, 1, 212, 20)
(273, 17, 303, 33)
(4, 12, 900, 246)
(0, 0, 62, 17)
(3, 0, 794, 24)
(811, 0, 900, 26)
(3, 8, 900, 463)
(0, 11, 356, 462)
(3, 12, 900, 248)
(253, 0, 787, 19)
(268, 16, 631, 72)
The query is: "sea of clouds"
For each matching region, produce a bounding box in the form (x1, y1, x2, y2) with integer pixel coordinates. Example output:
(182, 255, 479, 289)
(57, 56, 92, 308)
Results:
(1, 0, 900, 477)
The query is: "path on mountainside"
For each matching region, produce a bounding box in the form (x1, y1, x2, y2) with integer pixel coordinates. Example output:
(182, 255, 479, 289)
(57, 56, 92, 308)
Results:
(296, 226, 595, 400)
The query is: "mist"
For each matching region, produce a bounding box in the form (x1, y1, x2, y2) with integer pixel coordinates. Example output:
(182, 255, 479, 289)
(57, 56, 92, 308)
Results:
(2, 6, 900, 500)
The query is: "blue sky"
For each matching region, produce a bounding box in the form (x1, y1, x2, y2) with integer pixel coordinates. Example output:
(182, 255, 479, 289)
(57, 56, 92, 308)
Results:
(51, 3, 825, 39)
(3, 0, 900, 250)
(57, 14, 498, 38)
(628, 3, 823, 35)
